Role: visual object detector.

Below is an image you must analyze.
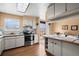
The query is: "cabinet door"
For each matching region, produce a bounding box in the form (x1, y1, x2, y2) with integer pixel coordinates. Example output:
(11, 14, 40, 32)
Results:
(55, 3, 65, 16)
(0, 15, 1, 26)
(1, 39, 4, 51)
(62, 42, 79, 56)
(54, 40, 62, 56)
(4, 37, 16, 50)
(46, 22, 50, 34)
(0, 39, 2, 55)
(16, 36, 24, 47)
(47, 4, 54, 19)
(4, 39, 10, 49)
(67, 3, 79, 11)
(34, 34, 38, 43)
(48, 39, 54, 54)
(9, 38, 16, 49)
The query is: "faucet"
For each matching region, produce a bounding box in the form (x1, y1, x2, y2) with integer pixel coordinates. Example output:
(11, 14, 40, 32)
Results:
(64, 32, 68, 37)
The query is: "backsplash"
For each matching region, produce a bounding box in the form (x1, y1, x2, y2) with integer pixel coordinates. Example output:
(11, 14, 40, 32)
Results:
(50, 14, 79, 35)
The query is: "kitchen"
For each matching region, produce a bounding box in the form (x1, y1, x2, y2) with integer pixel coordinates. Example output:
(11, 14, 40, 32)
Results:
(0, 4, 40, 55)
(0, 3, 79, 56)
(0, 12, 40, 55)
(44, 3, 79, 56)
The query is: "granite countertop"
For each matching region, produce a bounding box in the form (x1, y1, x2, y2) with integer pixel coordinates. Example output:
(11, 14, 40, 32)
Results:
(74, 40, 79, 44)
(0, 36, 4, 39)
(4, 34, 24, 37)
(43, 35, 79, 45)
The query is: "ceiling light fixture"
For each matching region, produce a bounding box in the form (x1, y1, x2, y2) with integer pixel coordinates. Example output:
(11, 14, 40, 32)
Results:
(16, 3, 29, 13)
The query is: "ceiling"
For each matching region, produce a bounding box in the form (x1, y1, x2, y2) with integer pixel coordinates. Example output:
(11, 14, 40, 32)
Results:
(0, 3, 49, 21)
(0, 3, 24, 16)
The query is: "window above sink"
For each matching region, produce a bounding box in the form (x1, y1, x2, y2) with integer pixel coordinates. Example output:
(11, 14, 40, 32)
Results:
(4, 18, 20, 31)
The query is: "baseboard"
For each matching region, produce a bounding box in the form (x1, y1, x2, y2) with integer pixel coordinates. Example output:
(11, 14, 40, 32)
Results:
(2, 46, 25, 52)
(33, 42, 39, 45)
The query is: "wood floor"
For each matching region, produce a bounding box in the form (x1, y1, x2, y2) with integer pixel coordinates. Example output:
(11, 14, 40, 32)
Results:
(2, 39, 49, 56)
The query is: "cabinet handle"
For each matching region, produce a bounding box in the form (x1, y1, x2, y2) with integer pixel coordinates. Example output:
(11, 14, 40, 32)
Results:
(51, 42, 54, 43)
(55, 43, 57, 45)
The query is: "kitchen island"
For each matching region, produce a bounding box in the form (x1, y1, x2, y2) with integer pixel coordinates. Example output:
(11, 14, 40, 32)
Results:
(44, 35, 79, 56)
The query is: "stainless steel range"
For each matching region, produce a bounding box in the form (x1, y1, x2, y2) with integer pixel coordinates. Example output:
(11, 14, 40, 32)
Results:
(23, 26, 34, 46)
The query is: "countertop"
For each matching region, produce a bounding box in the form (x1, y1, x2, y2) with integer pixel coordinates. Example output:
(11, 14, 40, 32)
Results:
(4, 34, 24, 37)
(0, 36, 4, 39)
(43, 35, 79, 45)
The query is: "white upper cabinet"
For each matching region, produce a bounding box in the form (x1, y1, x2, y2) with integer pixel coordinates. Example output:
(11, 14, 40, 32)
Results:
(47, 4, 54, 19)
(55, 3, 65, 17)
(67, 3, 79, 11)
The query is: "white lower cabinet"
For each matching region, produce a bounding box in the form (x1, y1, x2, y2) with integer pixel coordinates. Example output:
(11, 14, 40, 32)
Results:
(4, 36, 24, 50)
(16, 36, 24, 47)
(0, 38, 4, 55)
(48, 39, 54, 54)
(4, 37, 16, 50)
(47, 38, 79, 56)
(62, 42, 79, 56)
(47, 39, 62, 56)
(34, 34, 38, 44)
(0, 39, 2, 55)
(4, 39, 9, 49)
(1, 39, 4, 51)
(53, 40, 62, 56)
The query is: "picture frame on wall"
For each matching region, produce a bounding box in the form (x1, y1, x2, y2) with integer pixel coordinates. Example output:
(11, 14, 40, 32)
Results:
(62, 25, 68, 30)
(71, 25, 78, 31)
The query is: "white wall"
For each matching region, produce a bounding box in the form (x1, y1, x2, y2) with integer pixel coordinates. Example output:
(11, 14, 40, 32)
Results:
(24, 3, 39, 16)
(38, 3, 49, 21)
(0, 3, 49, 21)
(0, 3, 24, 16)
(24, 3, 49, 21)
